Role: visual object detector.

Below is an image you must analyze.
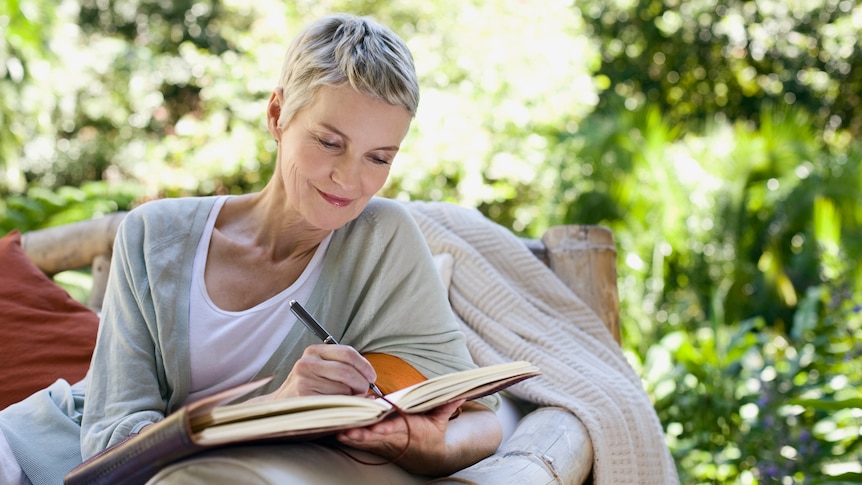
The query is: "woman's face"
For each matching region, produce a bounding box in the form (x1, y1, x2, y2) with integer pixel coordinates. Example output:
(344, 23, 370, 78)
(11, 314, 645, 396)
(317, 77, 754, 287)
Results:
(269, 84, 412, 230)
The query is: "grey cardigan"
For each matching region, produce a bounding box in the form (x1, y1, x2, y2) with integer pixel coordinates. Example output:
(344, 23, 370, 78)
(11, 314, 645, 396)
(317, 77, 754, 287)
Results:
(0, 196, 494, 485)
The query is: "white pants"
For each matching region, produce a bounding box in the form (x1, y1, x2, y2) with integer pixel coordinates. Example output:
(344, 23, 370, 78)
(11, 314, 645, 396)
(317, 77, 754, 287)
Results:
(145, 395, 527, 485)
(145, 443, 431, 485)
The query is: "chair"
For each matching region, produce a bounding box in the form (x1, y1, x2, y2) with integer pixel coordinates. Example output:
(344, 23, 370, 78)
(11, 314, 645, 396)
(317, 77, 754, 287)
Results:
(21, 212, 621, 484)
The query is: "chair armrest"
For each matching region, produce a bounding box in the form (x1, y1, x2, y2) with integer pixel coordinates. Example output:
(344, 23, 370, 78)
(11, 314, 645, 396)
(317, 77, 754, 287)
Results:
(437, 407, 593, 484)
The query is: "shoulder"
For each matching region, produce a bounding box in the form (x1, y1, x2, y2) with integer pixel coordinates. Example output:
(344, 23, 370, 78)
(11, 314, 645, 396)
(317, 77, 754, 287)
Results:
(343, 198, 420, 242)
(358, 197, 413, 225)
(116, 196, 219, 252)
(328, 198, 425, 258)
(125, 197, 217, 224)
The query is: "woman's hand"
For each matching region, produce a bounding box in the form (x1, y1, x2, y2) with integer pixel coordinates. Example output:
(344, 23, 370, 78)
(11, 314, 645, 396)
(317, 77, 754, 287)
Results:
(249, 344, 378, 401)
(335, 400, 502, 476)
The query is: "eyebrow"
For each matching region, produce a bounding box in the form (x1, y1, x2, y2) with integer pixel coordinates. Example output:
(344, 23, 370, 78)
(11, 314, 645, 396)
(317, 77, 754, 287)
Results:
(319, 123, 401, 152)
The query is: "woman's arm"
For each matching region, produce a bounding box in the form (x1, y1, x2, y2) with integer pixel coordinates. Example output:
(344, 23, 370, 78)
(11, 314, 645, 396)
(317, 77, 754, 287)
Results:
(81, 199, 215, 458)
(335, 400, 502, 476)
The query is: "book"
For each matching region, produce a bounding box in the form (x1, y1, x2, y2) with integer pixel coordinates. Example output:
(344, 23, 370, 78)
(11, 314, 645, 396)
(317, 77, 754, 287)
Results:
(64, 360, 540, 485)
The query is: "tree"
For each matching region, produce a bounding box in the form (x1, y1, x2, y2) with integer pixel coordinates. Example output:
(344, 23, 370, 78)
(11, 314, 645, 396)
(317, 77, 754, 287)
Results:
(581, 0, 862, 139)
(1, 0, 57, 193)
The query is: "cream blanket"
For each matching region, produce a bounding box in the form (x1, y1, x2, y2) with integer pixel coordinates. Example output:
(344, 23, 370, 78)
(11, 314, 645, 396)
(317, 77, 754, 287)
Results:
(407, 201, 679, 485)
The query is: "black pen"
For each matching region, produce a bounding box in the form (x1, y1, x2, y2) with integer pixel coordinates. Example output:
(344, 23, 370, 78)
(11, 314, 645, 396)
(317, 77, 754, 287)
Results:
(289, 300, 385, 398)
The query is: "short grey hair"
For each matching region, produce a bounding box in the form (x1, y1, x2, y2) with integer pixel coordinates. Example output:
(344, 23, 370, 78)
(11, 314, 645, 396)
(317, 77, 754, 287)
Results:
(276, 14, 420, 129)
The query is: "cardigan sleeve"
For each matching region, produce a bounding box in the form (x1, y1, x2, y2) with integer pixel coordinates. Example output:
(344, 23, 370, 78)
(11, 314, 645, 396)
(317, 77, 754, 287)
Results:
(80, 208, 166, 458)
(80, 198, 216, 458)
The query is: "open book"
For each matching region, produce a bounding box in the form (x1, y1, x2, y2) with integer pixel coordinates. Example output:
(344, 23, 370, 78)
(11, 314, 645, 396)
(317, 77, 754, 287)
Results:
(65, 360, 540, 485)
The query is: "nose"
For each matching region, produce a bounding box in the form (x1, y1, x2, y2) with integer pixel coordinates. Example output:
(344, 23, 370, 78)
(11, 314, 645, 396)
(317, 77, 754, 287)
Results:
(329, 154, 360, 191)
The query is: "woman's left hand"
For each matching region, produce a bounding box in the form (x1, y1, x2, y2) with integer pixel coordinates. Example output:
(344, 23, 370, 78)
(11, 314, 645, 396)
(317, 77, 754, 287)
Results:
(334, 400, 501, 476)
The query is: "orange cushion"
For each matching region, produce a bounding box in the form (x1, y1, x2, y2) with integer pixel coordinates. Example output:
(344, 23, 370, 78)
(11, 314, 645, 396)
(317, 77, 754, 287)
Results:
(363, 353, 427, 395)
(0, 230, 99, 409)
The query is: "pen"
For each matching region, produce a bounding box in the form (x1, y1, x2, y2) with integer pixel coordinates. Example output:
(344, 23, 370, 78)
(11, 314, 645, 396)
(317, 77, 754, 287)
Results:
(289, 300, 385, 398)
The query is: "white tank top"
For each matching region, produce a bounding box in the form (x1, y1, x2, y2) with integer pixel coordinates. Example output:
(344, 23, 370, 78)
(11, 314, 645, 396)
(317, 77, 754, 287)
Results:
(186, 197, 332, 403)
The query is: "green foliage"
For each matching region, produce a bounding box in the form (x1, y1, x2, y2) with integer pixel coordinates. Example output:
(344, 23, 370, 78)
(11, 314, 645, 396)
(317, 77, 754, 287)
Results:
(0, 0, 273, 198)
(581, 0, 862, 139)
(545, 98, 862, 341)
(1, 0, 55, 193)
(76, 0, 241, 54)
(2, 1, 862, 483)
(647, 259, 862, 483)
(0, 181, 143, 235)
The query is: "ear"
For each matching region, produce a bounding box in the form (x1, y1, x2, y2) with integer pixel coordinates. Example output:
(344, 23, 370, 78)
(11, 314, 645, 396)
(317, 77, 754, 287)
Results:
(266, 88, 284, 140)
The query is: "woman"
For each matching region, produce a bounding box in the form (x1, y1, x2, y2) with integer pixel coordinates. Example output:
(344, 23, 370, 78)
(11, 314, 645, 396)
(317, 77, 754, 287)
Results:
(0, 14, 501, 484)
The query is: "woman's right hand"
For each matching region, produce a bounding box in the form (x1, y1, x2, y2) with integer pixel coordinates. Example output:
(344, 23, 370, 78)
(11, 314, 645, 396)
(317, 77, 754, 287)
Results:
(251, 344, 378, 401)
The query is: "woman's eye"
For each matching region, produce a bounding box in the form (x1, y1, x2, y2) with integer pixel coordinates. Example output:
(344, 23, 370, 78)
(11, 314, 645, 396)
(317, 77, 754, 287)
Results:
(370, 155, 390, 165)
(317, 137, 339, 149)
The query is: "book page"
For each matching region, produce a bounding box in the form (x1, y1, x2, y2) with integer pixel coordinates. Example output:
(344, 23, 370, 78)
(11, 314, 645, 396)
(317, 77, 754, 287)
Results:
(192, 394, 390, 430)
(189, 361, 539, 445)
(194, 396, 389, 445)
(386, 361, 540, 412)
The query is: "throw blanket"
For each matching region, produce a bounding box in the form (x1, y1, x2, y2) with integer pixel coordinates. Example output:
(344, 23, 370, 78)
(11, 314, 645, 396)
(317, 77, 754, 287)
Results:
(407, 201, 679, 485)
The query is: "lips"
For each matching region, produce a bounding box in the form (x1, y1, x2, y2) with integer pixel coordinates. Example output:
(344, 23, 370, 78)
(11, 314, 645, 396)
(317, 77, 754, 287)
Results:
(318, 190, 353, 207)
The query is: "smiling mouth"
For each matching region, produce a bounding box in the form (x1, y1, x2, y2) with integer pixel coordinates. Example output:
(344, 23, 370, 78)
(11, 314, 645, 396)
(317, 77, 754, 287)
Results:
(318, 190, 353, 207)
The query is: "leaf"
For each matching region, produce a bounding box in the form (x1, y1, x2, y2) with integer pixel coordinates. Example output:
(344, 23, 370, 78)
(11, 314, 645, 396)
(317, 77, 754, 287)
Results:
(809, 472, 862, 484)
(792, 286, 823, 340)
(791, 397, 862, 412)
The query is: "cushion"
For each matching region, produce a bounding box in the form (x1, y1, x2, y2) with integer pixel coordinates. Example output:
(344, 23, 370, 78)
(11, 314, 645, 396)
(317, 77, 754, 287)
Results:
(0, 230, 99, 409)
(363, 353, 427, 395)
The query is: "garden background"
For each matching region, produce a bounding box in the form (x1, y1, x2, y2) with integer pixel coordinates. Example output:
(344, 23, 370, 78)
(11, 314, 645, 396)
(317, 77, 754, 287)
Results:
(2, 0, 861, 483)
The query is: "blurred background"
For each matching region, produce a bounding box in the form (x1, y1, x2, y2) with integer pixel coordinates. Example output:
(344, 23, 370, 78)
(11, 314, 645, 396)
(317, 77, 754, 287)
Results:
(2, 0, 860, 482)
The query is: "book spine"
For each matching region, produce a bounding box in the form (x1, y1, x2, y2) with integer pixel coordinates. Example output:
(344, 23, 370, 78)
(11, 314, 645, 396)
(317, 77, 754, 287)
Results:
(64, 409, 203, 485)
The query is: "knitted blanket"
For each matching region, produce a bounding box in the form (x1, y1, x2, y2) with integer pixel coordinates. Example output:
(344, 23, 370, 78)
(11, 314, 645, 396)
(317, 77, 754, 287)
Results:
(407, 201, 679, 485)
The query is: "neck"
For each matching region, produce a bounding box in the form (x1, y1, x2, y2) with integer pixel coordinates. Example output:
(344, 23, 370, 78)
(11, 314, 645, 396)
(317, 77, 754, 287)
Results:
(217, 191, 330, 263)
